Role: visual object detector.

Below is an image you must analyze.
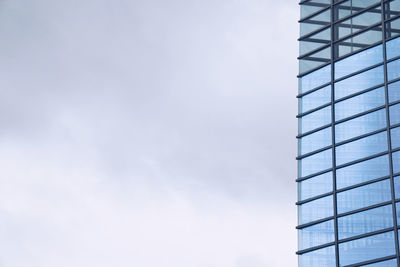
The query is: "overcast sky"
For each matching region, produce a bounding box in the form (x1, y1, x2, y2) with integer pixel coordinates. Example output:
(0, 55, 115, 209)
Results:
(0, 0, 298, 266)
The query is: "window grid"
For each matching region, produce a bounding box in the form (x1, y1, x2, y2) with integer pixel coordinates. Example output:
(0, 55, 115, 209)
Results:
(297, 1, 400, 265)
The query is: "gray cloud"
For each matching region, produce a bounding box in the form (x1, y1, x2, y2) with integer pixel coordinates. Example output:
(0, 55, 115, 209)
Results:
(0, 0, 298, 266)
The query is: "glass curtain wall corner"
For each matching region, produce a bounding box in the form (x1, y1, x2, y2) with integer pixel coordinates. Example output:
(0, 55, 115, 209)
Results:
(297, 0, 400, 266)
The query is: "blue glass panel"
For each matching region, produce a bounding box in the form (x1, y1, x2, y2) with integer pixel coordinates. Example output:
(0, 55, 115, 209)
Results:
(335, 87, 385, 121)
(299, 172, 333, 201)
(394, 176, 400, 199)
(337, 179, 391, 214)
(336, 155, 390, 189)
(300, 65, 331, 94)
(300, 85, 331, 113)
(299, 195, 333, 225)
(335, 109, 386, 143)
(299, 220, 334, 250)
(299, 106, 331, 134)
(339, 231, 396, 266)
(338, 205, 393, 239)
(391, 127, 400, 149)
(335, 66, 384, 100)
(335, 132, 388, 166)
(299, 245, 335, 267)
(396, 202, 400, 225)
(360, 259, 398, 267)
(388, 58, 400, 82)
(299, 149, 332, 177)
(387, 36, 400, 60)
(389, 103, 400, 125)
(335, 44, 383, 79)
(299, 127, 332, 155)
(388, 80, 400, 103)
(393, 151, 400, 174)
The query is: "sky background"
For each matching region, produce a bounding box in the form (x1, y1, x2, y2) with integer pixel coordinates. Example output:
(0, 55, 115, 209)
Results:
(0, 0, 298, 266)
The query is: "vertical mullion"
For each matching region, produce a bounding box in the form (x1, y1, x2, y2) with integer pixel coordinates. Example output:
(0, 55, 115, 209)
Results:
(381, 0, 400, 263)
(330, 1, 339, 267)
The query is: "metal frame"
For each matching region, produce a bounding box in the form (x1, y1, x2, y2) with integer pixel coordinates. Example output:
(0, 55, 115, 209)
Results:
(297, 0, 400, 265)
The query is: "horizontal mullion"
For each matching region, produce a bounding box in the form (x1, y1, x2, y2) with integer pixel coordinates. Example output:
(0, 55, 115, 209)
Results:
(337, 201, 393, 218)
(343, 255, 397, 267)
(296, 216, 334, 230)
(336, 176, 391, 194)
(296, 241, 336, 255)
(335, 151, 389, 170)
(296, 168, 332, 183)
(296, 191, 334, 206)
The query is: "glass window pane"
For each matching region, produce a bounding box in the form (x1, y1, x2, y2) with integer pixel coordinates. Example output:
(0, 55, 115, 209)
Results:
(360, 259, 398, 267)
(385, 16, 400, 39)
(387, 58, 400, 81)
(388, 80, 400, 103)
(300, 9, 331, 37)
(338, 205, 393, 240)
(335, 0, 381, 20)
(299, 172, 333, 201)
(336, 7, 382, 40)
(396, 202, 400, 225)
(335, 109, 387, 143)
(337, 179, 391, 214)
(394, 176, 400, 198)
(299, 106, 331, 134)
(300, 64, 331, 94)
(336, 155, 390, 189)
(335, 66, 384, 100)
(336, 26, 382, 58)
(339, 231, 396, 266)
(299, 245, 336, 267)
(299, 220, 334, 250)
(393, 151, 400, 174)
(391, 126, 400, 149)
(299, 195, 333, 225)
(300, 127, 332, 155)
(386, 36, 400, 60)
(335, 44, 383, 79)
(335, 131, 388, 166)
(300, 85, 331, 113)
(335, 87, 385, 121)
(299, 149, 332, 178)
(389, 103, 400, 125)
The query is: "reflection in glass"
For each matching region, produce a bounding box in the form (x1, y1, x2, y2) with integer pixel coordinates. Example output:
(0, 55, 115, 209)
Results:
(339, 231, 396, 266)
(338, 205, 393, 239)
(299, 127, 332, 155)
(299, 106, 331, 134)
(299, 172, 333, 201)
(300, 85, 331, 113)
(300, 65, 331, 94)
(335, 44, 383, 79)
(336, 155, 389, 189)
(359, 259, 398, 267)
(391, 127, 400, 149)
(335, 66, 384, 100)
(299, 245, 335, 267)
(386, 36, 400, 60)
(388, 58, 400, 81)
(337, 179, 391, 214)
(335, 109, 386, 143)
(388, 80, 400, 103)
(394, 176, 400, 199)
(335, 131, 388, 166)
(299, 149, 332, 178)
(299, 195, 333, 225)
(389, 103, 400, 125)
(299, 220, 334, 250)
(393, 151, 400, 174)
(335, 87, 385, 121)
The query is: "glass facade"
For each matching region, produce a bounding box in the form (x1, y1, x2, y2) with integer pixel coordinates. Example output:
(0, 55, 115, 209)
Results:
(297, 0, 400, 266)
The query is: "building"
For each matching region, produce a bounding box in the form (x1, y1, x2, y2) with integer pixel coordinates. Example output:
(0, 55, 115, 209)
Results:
(297, 0, 400, 266)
